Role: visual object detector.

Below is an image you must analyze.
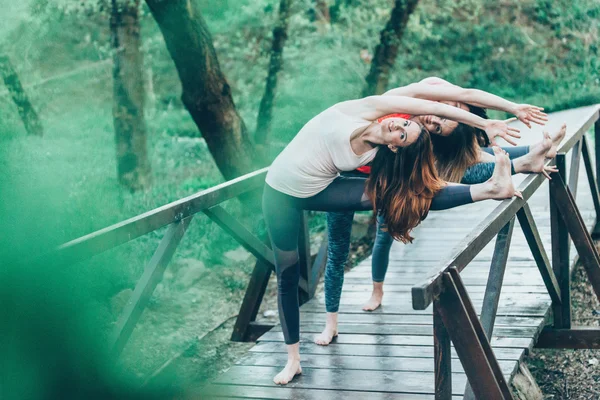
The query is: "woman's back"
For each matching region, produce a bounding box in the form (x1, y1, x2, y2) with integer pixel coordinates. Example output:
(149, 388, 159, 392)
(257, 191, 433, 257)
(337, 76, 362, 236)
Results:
(266, 107, 376, 198)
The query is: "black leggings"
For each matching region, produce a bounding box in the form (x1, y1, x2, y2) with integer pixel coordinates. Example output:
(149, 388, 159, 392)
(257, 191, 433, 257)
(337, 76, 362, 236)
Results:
(263, 177, 473, 344)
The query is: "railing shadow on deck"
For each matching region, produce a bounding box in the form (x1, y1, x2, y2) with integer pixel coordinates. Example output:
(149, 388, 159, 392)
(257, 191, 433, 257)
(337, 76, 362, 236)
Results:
(44, 166, 328, 360)
(412, 105, 600, 400)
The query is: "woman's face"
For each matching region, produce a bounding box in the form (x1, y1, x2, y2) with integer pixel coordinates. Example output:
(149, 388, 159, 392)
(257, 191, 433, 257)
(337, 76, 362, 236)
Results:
(422, 101, 469, 136)
(381, 117, 421, 149)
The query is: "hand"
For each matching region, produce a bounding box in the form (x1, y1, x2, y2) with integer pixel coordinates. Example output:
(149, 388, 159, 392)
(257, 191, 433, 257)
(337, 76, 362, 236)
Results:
(484, 118, 521, 146)
(514, 104, 548, 128)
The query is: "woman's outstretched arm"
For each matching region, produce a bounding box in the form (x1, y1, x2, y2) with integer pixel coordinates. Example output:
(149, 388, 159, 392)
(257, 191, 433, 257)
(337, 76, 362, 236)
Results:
(383, 78, 547, 128)
(336, 95, 520, 145)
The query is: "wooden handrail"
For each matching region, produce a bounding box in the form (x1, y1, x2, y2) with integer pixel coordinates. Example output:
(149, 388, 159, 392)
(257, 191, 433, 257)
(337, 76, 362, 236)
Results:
(47, 167, 268, 265)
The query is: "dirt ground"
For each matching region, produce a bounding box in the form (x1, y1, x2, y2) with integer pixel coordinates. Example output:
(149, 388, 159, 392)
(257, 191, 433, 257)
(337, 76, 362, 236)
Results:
(525, 257, 600, 399)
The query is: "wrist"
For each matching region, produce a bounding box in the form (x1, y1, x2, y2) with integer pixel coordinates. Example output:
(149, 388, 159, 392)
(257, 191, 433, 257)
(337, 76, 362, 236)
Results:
(508, 103, 519, 115)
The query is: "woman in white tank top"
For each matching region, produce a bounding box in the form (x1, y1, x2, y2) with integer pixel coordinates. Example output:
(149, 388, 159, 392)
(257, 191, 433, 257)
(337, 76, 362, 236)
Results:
(263, 92, 543, 385)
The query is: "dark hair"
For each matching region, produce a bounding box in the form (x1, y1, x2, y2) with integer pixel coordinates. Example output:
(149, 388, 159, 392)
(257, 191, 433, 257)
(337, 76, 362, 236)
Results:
(430, 105, 489, 182)
(366, 127, 444, 243)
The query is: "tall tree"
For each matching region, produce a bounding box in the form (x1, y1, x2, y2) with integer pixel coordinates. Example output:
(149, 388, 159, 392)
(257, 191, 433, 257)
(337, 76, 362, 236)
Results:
(362, 0, 420, 96)
(111, 0, 151, 191)
(145, 0, 257, 180)
(254, 0, 293, 151)
(0, 54, 44, 136)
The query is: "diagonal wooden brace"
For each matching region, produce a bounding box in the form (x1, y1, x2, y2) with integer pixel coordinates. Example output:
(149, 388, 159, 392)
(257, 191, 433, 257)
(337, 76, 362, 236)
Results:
(517, 204, 561, 304)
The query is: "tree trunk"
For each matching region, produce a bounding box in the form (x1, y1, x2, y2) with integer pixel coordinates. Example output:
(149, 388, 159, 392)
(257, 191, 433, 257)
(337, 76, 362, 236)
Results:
(314, 0, 330, 23)
(254, 0, 292, 150)
(0, 54, 44, 136)
(361, 0, 420, 97)
(145, 0, 257, 180)
(111, 0, 151, 191)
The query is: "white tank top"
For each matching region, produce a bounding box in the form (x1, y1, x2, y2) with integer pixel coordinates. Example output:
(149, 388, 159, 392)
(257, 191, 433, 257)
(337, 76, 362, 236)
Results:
(266, 107, 378, 198)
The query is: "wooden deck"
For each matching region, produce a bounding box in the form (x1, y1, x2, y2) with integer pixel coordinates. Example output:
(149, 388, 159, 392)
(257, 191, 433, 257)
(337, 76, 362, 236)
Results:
(204, 106, 599, 399)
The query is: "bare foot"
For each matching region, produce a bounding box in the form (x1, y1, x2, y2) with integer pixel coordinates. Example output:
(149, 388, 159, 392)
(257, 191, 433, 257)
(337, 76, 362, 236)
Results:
(362, 285, 384, 311)
(545, 123, 567, 159)
(514, 132, 552, 174)
(314, 325, 338, 346)
(273, 359, 302, 385)
(488, 147, 522, 200)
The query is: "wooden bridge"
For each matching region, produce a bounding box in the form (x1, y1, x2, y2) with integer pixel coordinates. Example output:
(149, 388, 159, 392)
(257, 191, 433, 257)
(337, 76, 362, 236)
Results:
(50, 105, 600, 399)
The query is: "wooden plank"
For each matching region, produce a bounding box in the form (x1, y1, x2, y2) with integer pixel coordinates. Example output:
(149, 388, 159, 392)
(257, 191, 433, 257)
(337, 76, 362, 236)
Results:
(535, 327, 600, 349)
(271, 323, 539, 338)
(298, 312, 546, 327)
(301, 303, 551, 317)
(110, 217, 191, 357)
(236, 352, 516, 375)
(340, 283, 550, 294)
(250, 341, 526, 360)
(317, 290, 551, 304)
(550, 173, 600, 300)
(49, 168, 268, 265)
(434, 299, 452, 400)
(201, 384, 463, 400)
(214, 366, 489, 396)
(517, 204, 562, 304)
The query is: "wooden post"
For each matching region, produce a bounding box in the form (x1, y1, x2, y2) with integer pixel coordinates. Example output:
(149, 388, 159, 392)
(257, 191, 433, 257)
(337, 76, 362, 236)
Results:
(517, 204, 561, 304)
(550, 172, 600, 301)
(230, 259, 273, 342)
(569, 139, 582, 198)
(550, 153, 571, 328)
(434, 298, 452, 400)
(0, 54, 44, 136)
(298, 211, 312, 305)
(596, 120, 600, 191)
(447, 268, 514, 400)
(581, 136, 600, 228)
(436, 271, 508, 400)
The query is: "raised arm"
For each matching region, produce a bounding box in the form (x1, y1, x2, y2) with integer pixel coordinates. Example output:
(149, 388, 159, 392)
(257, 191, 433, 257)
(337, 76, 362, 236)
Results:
(383, 78, 547, 128)
(335, 95, 521, 145)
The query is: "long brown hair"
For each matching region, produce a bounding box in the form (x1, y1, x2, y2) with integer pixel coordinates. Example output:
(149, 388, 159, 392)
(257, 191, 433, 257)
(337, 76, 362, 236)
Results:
(365, 128, 444, 243)
(431, 105, 489, 183)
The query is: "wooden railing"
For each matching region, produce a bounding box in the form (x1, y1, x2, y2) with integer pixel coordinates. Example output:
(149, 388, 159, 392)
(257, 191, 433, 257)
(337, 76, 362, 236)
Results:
(48, 166, 328, 358)
(411, 106, 600, 400)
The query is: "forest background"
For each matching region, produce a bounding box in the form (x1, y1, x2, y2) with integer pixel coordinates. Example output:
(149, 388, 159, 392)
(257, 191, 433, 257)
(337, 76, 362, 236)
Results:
(0, 0, 598, 396)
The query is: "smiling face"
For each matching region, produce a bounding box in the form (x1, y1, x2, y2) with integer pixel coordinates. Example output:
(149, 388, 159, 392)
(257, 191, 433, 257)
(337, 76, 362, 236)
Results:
(380, 117, 422, 149)
(421, 101, 470, 136)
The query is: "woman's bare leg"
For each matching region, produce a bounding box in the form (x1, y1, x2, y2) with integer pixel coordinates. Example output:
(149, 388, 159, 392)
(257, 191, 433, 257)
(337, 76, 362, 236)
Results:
(363, 281, 384, 311)
(273, 343, 302, 385)
(314, 312, 338, 346)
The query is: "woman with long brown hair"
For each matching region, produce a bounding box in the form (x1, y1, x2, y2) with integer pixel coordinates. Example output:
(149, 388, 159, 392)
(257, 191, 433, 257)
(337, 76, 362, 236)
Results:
(314, 79, 564, 347)
(263, 91, 538, 385)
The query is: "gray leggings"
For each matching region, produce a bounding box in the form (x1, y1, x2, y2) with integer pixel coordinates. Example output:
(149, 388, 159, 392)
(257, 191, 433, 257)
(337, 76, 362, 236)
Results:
(324, 145, 529, 312)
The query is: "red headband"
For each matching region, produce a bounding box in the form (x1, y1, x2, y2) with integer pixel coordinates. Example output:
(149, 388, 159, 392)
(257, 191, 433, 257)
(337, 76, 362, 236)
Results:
(377, 113, 412, 123)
